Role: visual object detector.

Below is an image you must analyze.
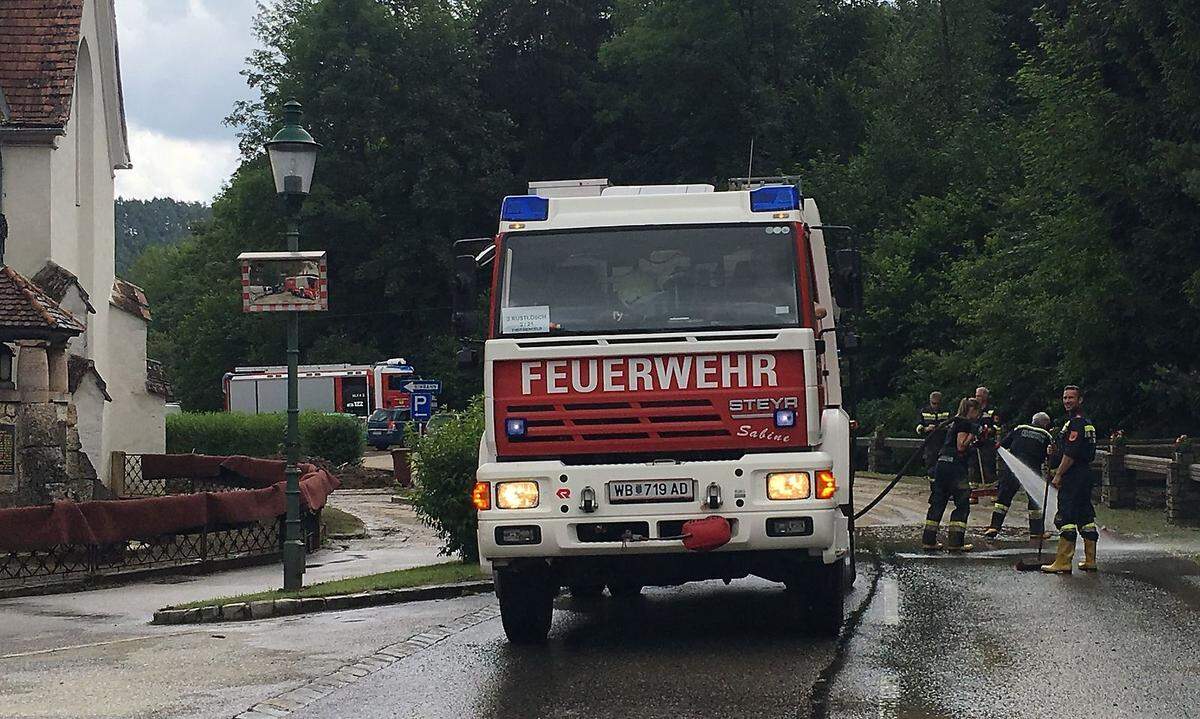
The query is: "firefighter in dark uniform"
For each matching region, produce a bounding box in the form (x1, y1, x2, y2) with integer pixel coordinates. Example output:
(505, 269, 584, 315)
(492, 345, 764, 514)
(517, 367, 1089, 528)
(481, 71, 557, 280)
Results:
(916, 391, 951, 477)
(968, 386, 1001, 490)
(1042, 385, 1099, 573)
(984, 412, 1053, 539)
(922, 397, 981, 552)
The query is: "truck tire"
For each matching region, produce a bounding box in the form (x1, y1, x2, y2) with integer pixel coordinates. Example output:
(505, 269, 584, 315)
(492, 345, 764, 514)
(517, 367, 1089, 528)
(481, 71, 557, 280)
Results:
(808, 560, 845, 638)
(496, 566, 555, 644)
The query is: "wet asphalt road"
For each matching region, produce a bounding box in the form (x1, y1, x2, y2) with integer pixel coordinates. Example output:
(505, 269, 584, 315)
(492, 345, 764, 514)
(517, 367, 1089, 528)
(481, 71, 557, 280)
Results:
(292, 535, 1200, 719)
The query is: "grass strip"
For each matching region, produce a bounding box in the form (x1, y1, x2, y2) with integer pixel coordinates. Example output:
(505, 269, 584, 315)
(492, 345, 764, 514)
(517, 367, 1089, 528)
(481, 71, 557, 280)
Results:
(165, 561, 485, 610)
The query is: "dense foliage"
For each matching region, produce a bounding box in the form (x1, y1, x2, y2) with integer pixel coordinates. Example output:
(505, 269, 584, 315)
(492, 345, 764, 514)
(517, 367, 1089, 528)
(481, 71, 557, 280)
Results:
(167, 411, 365, 465)
(135, 0, 1200, 438)
(115, 198, 211, 275)
(409, 398, 485, 561)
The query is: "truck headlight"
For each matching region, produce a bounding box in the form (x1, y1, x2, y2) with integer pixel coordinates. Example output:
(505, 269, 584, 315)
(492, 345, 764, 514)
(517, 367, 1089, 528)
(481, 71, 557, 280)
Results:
(496, 480, 540, 509)
(767, 472, 810, 500)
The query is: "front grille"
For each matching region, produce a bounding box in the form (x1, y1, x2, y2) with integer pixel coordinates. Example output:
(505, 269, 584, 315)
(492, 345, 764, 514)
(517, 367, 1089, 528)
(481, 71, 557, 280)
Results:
(504, 398, 730, 446)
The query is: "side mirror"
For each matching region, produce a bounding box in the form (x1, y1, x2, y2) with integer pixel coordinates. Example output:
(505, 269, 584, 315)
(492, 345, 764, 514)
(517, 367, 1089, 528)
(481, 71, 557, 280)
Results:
(451, 254, 480, 336)
(832, 248, 863, 311)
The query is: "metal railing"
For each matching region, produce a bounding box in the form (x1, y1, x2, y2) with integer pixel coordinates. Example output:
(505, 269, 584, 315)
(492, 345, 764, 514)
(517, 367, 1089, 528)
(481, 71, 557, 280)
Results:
(111, 452, 248, 497)
(856, 434, 1199, 525)
(0, 518, 295, 593)
(1, 453, 325, 595)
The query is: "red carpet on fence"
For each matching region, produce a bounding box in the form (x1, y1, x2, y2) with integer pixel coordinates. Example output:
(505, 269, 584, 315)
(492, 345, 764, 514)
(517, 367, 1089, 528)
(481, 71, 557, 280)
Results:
(0, 457, 339, 552)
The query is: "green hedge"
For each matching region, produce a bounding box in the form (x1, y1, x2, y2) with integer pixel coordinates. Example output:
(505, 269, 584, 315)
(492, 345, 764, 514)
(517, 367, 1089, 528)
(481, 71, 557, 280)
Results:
(167, 411, 365, 466)
(410, 397, 484, 561)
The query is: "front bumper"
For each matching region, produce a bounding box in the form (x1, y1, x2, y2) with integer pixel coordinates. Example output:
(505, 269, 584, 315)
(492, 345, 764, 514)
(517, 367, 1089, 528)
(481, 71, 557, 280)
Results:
(476, 451, 851, 566)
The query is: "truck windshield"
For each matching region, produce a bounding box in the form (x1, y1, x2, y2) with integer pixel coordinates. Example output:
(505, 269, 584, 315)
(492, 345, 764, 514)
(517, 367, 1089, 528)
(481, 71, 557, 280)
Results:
(497, 224, 806, 336)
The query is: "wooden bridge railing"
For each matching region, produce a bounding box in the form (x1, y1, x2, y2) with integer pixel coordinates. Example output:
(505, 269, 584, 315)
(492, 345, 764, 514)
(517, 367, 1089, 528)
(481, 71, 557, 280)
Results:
(855, 434, 1198, 526)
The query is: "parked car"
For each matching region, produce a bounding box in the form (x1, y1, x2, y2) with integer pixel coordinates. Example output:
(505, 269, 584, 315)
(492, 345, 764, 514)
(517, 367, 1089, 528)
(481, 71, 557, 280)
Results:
(424, 411, 456, 434)
(366, 408, 409, 449)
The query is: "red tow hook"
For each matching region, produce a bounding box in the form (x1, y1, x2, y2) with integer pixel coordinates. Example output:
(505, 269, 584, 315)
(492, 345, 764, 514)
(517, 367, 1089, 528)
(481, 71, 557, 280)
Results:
(681, 516, 732, 552)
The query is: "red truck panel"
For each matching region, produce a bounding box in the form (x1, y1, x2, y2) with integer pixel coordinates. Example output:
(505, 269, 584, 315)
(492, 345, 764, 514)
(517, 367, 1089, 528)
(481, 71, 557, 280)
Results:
(493, 350, 808, 458)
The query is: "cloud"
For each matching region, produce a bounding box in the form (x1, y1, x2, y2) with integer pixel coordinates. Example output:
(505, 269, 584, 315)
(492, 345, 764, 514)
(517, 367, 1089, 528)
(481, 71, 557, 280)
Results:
(115, 0, 259, 141)
(115, 122, 239, 202)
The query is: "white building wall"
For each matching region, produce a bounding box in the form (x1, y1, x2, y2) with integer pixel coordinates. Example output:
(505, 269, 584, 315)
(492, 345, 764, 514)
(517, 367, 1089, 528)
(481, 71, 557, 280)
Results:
(101, 309, 165, 459)
(3, 145, 54, 276)
(74, 378, 106, 478)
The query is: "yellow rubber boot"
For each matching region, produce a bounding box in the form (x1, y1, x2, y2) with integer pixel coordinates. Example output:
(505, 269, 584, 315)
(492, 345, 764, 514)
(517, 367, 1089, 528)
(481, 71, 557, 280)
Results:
(1040, 536, 1075, 574)
(1078, 539, 1097, 571)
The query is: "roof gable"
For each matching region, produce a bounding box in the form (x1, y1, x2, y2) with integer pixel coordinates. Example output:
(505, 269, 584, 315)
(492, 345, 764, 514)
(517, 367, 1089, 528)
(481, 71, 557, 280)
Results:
(0, 263, 87, 340)
(31, 259, 95, 313)
(0, 0, 85, 129)
(110, 276, 150, 322)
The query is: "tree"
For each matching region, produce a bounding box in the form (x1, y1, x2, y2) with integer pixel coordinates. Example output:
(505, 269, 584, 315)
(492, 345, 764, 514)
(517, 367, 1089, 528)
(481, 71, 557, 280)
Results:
(115, 197, 211, 275)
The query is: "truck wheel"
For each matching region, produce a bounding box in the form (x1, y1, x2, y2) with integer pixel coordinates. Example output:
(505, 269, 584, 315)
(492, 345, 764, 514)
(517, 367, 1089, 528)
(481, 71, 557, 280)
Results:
(496, 566, 555, 645)
(569, 584, 604, 600)
(808, 560, 845, 638)
(607, 581, 643, 598)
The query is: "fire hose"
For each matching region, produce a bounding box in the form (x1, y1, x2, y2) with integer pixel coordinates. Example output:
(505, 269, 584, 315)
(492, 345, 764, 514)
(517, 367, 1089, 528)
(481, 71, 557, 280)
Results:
(852, 420, 953, 521)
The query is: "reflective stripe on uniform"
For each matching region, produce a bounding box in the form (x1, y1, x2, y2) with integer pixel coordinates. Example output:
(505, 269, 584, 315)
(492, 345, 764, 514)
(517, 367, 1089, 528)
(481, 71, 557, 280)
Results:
(1060, 523, 1077, 531)
(1082, 523, 1097, 530)
(924, 519, 939, 527)
(1029, 510, 1044, 519)
(993, 503, 1008, 514)
(949, 521, 967, 529)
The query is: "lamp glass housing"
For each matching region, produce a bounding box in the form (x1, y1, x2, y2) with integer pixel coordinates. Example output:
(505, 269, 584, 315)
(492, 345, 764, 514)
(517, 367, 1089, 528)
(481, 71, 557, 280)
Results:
(267, 142, 318, 195)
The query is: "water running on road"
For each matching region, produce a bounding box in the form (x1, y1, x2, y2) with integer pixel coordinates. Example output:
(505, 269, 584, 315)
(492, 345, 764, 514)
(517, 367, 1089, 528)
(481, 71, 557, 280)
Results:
(998, 447, 1058, 521)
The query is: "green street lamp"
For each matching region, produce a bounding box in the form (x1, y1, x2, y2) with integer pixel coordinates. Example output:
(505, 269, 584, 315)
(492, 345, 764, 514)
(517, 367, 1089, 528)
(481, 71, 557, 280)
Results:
(266, 100, 320, 591)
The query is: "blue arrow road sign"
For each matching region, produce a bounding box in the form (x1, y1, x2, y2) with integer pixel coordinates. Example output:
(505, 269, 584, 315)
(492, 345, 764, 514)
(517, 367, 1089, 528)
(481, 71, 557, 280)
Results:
(411, 392, 434, 421)
(400, 379, 442, 394)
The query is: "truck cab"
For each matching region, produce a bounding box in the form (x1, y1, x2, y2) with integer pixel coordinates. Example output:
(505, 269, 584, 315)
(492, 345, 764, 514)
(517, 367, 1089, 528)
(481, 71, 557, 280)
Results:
(462, 179, 860, 643)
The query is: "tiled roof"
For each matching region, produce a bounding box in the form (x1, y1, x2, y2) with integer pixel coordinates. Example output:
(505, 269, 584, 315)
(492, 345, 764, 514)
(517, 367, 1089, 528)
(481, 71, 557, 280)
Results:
(68, 353, 110, 400)
(0, 263, 86, 338)
(0, 0, 85, 128)
(110, 276, 150, 322)
(30, 259, 94, 313)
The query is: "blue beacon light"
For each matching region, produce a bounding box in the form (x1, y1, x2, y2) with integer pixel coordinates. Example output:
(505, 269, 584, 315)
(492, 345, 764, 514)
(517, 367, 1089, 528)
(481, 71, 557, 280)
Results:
(505, 418, 528, 438)
(749, 185, 800, 213)
(774, 409, 797, 429)
(500, 195, 549, 222)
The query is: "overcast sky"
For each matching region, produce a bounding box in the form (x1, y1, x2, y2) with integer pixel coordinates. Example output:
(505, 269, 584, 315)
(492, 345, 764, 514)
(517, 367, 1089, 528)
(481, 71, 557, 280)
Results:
(113, 0, 260, 203)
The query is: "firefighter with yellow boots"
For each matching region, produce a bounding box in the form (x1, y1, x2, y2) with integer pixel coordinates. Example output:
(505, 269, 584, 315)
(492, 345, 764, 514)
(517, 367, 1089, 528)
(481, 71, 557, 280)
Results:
(922, 397, 981, 552)
(983, 412, 1053, 540)
(1042, 385, 1099, 573)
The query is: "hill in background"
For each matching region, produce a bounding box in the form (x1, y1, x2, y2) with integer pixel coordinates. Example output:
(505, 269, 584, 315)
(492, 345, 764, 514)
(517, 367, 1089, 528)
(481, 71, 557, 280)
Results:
(115, 198, 212, 276)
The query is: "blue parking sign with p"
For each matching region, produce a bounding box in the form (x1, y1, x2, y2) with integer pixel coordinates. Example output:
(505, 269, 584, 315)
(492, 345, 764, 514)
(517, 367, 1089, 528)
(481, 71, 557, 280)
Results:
(411, 392, 434, 421)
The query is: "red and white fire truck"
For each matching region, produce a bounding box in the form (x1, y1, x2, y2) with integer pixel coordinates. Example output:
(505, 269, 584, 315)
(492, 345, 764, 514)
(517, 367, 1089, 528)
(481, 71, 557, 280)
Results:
(456, 178, 863, 643)
(223, 358, 418, 415)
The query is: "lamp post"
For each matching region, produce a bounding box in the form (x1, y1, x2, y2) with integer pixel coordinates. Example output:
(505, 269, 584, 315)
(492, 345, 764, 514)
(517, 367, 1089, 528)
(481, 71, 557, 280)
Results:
(265, 100, 320, 591)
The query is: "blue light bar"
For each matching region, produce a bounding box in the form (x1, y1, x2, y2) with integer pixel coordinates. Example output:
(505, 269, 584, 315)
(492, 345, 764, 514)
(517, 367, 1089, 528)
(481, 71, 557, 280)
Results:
(774, 408, 797, 429)
(750, 185, 800, 213)
(505, 418, 528, 438)
(500, 195, 549, 222)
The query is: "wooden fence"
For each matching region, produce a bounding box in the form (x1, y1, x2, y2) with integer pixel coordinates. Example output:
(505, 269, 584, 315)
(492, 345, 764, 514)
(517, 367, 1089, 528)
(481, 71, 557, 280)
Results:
(856, 434, 1199, 525)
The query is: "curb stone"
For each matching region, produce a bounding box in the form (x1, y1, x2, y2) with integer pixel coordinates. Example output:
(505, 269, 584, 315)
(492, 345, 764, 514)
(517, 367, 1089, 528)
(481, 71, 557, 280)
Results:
(152, 580, 494, 625)
(233, 603, 501, 719)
